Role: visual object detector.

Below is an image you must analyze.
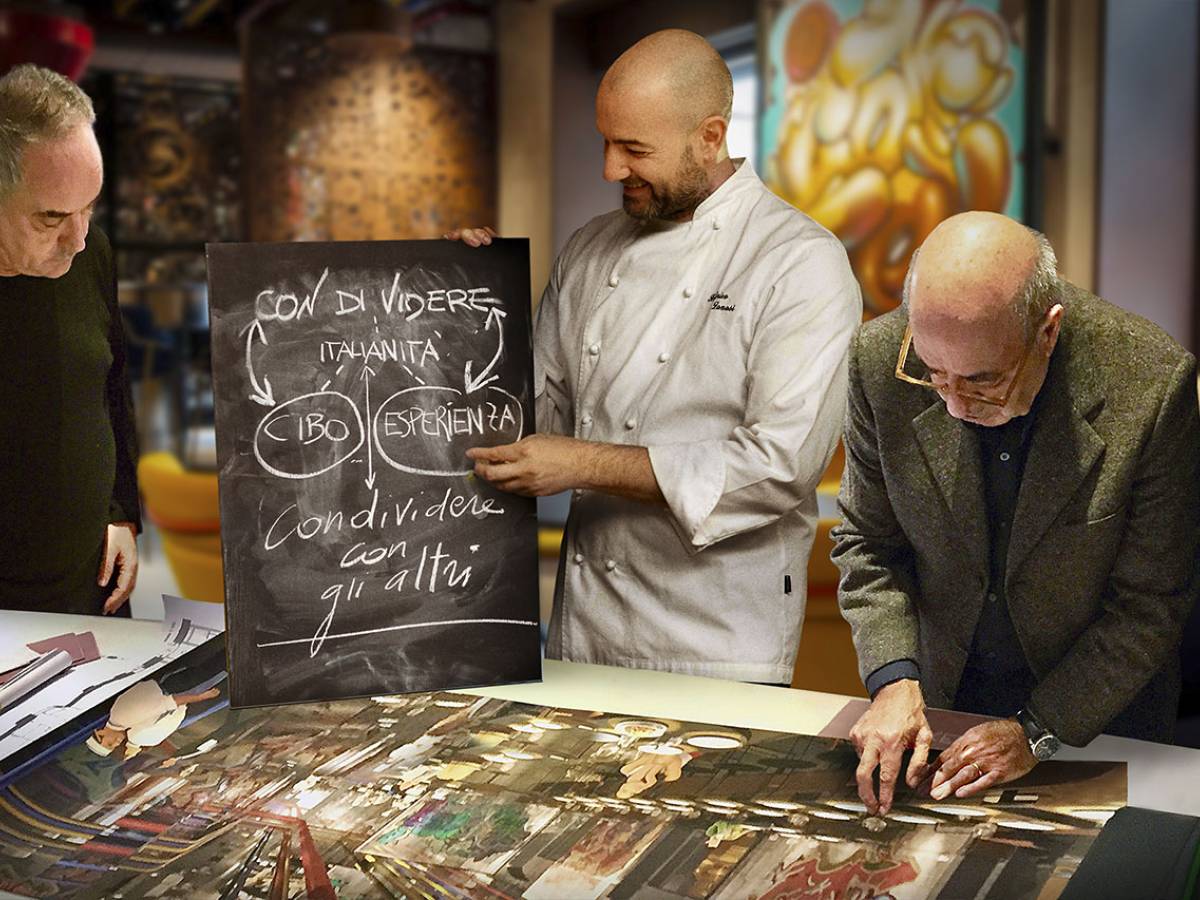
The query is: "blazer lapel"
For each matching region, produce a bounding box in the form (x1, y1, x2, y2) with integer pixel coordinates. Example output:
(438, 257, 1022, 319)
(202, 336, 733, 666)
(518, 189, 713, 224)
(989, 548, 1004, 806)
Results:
(913, 401, 989, 577)
(1006, 340, 1105, 580)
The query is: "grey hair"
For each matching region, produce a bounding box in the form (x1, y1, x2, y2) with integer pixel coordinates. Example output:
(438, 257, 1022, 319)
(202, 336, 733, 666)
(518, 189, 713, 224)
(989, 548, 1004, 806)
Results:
(1016, 229, 1060, 336)
(901, 225, 1060, 338)
(0, 64, 96, 200)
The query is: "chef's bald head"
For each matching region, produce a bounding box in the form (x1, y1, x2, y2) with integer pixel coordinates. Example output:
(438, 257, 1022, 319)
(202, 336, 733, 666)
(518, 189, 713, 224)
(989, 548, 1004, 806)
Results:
(599, 29, 733, 134)
(595, 30, 736, 221)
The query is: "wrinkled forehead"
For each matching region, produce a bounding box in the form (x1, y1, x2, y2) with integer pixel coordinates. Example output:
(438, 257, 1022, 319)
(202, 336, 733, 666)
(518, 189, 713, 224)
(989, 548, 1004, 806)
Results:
(909, 303, 1025, 372)
(14, 127, 103, 212)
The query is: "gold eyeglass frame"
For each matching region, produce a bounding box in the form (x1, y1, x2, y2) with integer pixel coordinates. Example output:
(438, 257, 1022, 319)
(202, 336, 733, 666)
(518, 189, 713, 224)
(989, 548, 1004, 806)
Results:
(893, 322, 1039, 408)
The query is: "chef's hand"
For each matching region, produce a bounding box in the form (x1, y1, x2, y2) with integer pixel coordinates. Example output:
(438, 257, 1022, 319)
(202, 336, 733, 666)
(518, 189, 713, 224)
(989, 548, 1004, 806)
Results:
(849, 679, 933, 815)
(617, 748, 692, 799)
(930, 719, 1036, 800)
(99, 522, 138, 614)
(467, 434, 585, 496)
(443, 226, 497, 247)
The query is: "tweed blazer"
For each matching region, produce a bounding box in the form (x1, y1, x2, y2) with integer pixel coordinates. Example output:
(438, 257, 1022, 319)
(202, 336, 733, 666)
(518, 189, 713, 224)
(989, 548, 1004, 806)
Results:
(832, 283, 1200, 746)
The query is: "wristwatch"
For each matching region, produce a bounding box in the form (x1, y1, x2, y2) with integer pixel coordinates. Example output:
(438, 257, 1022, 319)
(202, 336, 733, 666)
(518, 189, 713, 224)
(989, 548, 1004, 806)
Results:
(1016, 708, 1061, 761)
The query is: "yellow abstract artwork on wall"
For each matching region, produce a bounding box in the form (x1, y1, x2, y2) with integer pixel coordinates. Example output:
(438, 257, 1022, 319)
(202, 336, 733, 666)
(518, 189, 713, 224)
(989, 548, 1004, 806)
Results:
(761, 0, 1031, 315)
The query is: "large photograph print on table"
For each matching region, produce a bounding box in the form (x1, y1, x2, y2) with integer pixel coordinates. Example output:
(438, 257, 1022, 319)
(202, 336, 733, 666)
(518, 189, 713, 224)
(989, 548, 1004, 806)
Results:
(0, 638, 1126, 900)
(207, 239, 540, 707)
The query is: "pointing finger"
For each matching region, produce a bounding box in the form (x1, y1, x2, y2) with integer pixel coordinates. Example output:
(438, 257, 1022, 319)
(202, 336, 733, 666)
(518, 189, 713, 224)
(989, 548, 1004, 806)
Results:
(877, 743, 905, 815)
(906, 725, 934, 788)
(474, 461, 520, 483)
(467, 443, 519, 462)
(856, 742, 881, 813)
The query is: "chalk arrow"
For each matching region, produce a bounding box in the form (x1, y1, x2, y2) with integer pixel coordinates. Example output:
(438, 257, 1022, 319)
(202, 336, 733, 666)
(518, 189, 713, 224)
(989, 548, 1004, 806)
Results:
(361, 365, 377, 489)
(246, 319, 275, 407)
(464, 307, 507, 394)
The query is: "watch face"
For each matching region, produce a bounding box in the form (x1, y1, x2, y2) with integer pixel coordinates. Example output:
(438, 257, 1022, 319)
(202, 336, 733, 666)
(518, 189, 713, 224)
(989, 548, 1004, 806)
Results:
(1032, 733, 1061, 761)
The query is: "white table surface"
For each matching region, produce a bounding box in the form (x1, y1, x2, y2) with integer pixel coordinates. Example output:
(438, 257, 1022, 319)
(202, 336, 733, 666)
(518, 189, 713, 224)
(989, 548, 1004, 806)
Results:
(1, 609, 166, 665)
(4, 610, 1199, 816)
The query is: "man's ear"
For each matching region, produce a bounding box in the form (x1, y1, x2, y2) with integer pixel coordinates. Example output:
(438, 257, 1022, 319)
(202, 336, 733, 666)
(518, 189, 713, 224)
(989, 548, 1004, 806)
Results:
(1041, 303, 1065, 356)
(696, 115, 728, 163)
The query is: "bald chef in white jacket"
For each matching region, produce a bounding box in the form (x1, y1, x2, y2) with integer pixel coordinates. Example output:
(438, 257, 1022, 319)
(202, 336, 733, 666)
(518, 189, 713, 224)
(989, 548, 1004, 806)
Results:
(454, 30, 861, 684)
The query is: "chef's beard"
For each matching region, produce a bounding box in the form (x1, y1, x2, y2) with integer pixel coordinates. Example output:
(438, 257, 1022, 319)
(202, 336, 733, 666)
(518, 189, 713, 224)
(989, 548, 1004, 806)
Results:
(622, 145, 711, 222)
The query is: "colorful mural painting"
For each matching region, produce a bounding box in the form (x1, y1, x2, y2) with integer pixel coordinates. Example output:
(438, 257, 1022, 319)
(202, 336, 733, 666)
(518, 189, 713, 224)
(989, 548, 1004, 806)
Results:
(761, 0, 1031, 315)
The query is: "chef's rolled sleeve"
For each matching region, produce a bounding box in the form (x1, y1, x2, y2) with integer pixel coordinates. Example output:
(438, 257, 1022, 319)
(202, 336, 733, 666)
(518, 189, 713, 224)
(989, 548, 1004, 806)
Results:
(649, 239, 861, 550)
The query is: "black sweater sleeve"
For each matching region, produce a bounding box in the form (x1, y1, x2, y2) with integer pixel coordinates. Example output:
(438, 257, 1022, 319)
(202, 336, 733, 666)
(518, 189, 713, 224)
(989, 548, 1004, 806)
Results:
(98, 230, 142, 532)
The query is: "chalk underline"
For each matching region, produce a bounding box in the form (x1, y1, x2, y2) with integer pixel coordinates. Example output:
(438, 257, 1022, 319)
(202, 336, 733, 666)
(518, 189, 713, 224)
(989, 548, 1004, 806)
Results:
(256, 617, 539, 649)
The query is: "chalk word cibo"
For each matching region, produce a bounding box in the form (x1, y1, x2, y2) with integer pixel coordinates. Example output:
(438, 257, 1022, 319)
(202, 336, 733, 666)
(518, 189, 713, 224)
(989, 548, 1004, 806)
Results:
(253, 385, 524, 480)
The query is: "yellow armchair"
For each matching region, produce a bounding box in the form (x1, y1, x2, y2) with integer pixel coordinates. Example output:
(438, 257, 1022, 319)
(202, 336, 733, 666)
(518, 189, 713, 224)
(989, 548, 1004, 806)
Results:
(137, 452, 224, 604)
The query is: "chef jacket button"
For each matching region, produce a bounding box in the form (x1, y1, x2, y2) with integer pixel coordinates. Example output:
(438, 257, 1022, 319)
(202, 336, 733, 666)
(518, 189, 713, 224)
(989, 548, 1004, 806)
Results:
(987, 592, 997, 603)
(658, 352, 670, 363)
(712, 219, 721, 230)
(683, 287, 694, 298)
(574, 553, 584, 564)
(609, 273, 620, 287)
(588, 343, 600, 356)
(604, 559, 617, 572)
(624, 418, 637, 430)
(581, 414, 593, 426)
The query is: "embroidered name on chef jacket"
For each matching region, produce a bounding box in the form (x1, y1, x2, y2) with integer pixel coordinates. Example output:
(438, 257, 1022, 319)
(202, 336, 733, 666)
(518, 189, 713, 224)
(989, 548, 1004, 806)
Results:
(708, 291, 735, 311)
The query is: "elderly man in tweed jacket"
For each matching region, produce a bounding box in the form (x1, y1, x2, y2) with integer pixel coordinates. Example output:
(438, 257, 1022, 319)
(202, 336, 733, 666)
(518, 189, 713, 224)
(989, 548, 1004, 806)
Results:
(832, 211, 1199, 816)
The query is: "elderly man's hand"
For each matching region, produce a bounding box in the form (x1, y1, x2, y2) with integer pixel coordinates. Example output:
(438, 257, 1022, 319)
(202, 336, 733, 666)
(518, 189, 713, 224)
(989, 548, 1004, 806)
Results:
(99, 522, 138, 614)
(443, 226, 497, 247)
(467, 434, 586, 496)
(849, 679, 933, 815)
(930, 718, 1036, 800)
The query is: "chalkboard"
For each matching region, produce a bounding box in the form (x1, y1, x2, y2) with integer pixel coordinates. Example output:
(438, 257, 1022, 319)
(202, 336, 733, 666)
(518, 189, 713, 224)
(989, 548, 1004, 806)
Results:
(206, 239, 541, 708)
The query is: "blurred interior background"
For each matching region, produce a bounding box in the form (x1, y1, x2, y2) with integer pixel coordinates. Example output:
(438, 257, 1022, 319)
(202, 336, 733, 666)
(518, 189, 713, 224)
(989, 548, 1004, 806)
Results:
(1, 0, 1197, 727)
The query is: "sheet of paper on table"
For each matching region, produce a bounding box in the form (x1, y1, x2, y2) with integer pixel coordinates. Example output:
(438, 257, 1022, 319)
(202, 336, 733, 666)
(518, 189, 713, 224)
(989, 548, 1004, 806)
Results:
(25, 631, 96, 665)
(162, 593, 226, 643)
(0, 595, 224, 766)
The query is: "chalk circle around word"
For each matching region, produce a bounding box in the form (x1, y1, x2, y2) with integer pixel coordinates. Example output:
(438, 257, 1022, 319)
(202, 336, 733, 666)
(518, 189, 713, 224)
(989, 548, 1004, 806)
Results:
(254, 391, 366, 480)
(374, 384, 525, 477)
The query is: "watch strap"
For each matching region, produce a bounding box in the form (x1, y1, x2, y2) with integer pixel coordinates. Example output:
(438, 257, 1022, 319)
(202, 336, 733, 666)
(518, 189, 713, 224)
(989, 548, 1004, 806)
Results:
(1016, 707, 1043, 744)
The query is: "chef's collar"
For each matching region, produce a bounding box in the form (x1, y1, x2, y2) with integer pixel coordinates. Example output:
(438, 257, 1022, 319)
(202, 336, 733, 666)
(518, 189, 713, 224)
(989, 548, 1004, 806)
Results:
(635, 158, 757, 234)
(689, 157, 756, 229)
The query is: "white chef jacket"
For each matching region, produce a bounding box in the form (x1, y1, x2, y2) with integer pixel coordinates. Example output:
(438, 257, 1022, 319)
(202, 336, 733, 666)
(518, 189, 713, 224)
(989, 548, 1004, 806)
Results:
(536, 159, 861, 683)
(108, 680, 187, 747)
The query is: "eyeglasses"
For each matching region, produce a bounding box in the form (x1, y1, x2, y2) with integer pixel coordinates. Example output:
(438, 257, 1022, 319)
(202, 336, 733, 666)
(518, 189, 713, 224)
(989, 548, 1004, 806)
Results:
(893, 322, 1038, 408)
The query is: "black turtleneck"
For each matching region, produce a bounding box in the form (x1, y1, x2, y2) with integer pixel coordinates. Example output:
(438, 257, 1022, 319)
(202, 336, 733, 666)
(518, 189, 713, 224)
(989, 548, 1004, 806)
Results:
(0, 227, 140, 613)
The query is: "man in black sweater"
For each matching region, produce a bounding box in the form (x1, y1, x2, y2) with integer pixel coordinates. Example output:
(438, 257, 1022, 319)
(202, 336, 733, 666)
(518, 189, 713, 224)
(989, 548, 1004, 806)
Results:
(0, 64, 140, 615)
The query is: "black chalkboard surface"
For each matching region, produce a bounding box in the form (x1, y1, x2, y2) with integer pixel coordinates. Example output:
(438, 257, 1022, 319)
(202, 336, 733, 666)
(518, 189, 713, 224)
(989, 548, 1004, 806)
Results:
(206, 239, 541, 708)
